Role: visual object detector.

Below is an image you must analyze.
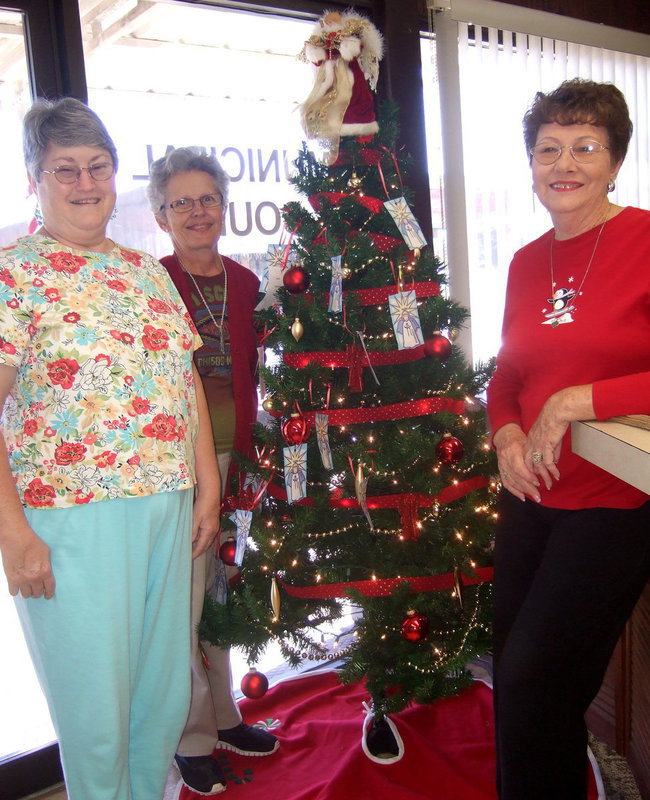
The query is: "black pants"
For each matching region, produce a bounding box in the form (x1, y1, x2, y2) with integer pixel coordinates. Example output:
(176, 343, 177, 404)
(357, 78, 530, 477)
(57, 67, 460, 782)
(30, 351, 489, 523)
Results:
(493, 491, 650, 800)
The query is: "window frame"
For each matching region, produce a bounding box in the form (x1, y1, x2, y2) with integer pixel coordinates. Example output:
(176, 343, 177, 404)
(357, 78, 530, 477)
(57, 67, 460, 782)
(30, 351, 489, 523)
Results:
(429, 0, 650, 362)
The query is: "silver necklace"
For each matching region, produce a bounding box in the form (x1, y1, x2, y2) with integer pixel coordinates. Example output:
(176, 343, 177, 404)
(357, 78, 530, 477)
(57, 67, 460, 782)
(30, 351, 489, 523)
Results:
(177, 252, 228, 352)
(545, 217, 608, 328)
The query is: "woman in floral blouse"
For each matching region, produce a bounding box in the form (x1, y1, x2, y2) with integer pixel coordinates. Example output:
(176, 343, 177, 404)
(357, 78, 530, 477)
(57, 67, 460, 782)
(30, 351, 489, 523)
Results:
(0, 97, 221, 800)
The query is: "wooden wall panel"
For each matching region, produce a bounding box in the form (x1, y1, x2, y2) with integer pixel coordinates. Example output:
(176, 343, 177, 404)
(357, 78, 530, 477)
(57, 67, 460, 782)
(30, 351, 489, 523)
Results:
(586, 586, 650, 798)
(629, 584, 650, 800)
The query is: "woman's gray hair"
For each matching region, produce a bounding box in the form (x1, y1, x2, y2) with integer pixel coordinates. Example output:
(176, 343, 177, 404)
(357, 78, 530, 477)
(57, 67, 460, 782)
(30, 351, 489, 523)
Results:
(23, 97, 118, 180)
(147, 147, 230, 216)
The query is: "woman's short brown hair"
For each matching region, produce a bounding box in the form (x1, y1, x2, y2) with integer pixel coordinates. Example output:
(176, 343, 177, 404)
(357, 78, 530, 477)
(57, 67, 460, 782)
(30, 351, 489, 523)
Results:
(523, 78, 632, 165)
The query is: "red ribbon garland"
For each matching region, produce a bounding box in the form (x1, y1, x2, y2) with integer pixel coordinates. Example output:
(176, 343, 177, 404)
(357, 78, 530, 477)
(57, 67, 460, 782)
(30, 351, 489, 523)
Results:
(267, 396, 465, 425)
(363, 231, 404, 252)
(346, 343, 364, 391)
(397, 492, 422, 539)
(221, 468, 276, 513)
(277, 566, 493, 599)
(265, 475, 489, 514)
(308, 192, 386, 215)
(283, 343, 427, 391)
(325, 280, 440, 307)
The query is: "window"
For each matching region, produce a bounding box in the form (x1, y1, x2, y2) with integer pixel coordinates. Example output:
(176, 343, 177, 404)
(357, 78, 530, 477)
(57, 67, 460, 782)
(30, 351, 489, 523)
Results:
(424, 0, 650, 364)
(80, 2, 315, 273)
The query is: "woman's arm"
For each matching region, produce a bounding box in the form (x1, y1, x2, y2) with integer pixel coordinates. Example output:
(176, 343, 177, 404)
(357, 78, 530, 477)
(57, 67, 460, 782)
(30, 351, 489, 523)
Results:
(524, 383, 595, 489)
(0, 365, 55, 598)
(190, 364, 221, 559)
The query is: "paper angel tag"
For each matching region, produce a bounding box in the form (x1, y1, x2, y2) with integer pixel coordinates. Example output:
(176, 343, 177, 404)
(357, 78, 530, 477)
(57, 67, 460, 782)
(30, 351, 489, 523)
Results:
(315, 413, 333, 469)
(384, 197, 427, 249)
(208, 555, 229, 605)
(228, 509, 252, 566)
(256, 244, 288, 310)
(388, 289, 424, 349)
(328, 255, 343, 314)
(283, 443, 308, 503)
(243, 471, 263, 497)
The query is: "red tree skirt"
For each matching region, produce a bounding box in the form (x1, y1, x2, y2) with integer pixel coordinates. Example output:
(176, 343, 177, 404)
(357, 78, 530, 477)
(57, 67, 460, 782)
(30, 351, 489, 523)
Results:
(168, 670, 604, 800)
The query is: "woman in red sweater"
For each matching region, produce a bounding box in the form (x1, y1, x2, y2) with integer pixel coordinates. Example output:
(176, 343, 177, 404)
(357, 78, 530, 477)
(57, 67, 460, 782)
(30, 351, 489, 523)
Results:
(148, 148, 278, 797)
(487, 79, 650, 799)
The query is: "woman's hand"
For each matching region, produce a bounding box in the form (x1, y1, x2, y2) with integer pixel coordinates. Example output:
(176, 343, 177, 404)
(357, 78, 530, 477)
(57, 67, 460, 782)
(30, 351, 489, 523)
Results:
(190, 364, 222, 558)
(1, 527, 55, 599)
(493, 422, 541, 502)
(191, 492, 221, 558)
(525, 384, 595, 490)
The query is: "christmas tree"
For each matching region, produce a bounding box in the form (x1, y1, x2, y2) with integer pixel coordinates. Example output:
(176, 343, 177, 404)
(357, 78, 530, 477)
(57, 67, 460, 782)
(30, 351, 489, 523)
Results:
(201, 11, 497, 753)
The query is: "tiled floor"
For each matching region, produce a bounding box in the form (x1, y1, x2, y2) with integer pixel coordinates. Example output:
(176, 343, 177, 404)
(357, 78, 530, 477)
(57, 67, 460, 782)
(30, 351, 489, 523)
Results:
(23, 737, 643, 800)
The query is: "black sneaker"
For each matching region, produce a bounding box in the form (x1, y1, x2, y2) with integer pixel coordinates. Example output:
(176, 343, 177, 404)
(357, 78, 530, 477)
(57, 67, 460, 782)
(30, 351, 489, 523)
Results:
(174, 754, 227, 795)
(216, 722, 279, 756)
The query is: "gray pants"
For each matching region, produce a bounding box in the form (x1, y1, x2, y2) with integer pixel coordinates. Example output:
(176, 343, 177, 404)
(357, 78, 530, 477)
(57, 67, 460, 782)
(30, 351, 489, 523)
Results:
(176, 452, 242, 756)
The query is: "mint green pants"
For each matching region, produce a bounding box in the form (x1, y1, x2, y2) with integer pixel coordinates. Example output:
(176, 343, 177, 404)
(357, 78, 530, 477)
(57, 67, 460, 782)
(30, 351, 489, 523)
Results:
(15, 489, 193, 800)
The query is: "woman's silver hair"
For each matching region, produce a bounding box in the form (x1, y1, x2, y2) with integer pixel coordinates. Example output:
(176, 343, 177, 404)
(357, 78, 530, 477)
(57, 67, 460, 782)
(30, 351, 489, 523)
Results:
(23, 97, 118, 180)
(147, 147, 230, 216)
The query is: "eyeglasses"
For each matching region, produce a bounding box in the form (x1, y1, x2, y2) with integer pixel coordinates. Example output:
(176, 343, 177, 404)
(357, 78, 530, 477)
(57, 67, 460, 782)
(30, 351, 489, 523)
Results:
(530, 141, 610, 165)
(160, 194, 222, 214)
(40, 163, 115, 184)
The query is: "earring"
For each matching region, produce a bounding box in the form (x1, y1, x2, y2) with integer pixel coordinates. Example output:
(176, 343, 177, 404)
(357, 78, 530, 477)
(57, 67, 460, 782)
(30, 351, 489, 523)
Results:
(34, 203, 43, 225)
(110, 205, 118, 221)
(607, 180, 616, 193)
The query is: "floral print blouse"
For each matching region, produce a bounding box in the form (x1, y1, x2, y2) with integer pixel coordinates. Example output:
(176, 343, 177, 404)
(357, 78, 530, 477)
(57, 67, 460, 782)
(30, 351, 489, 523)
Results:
(0, 234, 203, 509)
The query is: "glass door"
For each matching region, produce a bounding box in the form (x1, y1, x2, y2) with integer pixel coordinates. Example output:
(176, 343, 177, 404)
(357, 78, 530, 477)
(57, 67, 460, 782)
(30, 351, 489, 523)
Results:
(0, 8, 59, 767)
(78, 0, 316, 273)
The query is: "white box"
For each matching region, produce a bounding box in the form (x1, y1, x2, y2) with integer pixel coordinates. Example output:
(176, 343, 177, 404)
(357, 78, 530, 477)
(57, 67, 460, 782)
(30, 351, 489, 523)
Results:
(571, 420, 650, 494)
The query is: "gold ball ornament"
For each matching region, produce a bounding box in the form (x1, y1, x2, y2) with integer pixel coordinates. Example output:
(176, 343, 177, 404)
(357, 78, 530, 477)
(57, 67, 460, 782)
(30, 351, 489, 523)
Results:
(262, 397, 274, 412)
(341, 266, 352, 280)
(291, 317, 304, 341)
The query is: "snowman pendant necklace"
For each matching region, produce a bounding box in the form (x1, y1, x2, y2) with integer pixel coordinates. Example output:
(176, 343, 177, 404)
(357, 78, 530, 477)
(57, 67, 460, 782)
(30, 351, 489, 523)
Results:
(543, 217, 608, 328)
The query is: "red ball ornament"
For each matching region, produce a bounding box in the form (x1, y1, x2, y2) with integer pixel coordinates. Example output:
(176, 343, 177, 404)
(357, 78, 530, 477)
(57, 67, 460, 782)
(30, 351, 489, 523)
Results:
(283, 265, 310, 294)
(240, 667, 269, 699)
(281, 411, 313, 445)
(424, 332, 452, 360)
(219, 537, 237, 566)
(400, 610, 429, 642)
(436, 433, 464, 465)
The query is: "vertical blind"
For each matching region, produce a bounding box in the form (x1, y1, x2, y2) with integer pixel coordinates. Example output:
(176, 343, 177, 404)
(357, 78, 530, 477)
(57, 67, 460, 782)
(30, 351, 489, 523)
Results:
(430, 17, 650, 363)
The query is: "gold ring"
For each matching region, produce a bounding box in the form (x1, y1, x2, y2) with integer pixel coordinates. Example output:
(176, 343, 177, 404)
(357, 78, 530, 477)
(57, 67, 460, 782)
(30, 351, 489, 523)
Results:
(532, 452, 543, 463)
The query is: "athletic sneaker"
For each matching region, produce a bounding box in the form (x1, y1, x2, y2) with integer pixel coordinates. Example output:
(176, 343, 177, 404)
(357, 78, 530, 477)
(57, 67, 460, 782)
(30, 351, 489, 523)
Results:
(216, 723, 279, 756)
(174, 754, 227, 795)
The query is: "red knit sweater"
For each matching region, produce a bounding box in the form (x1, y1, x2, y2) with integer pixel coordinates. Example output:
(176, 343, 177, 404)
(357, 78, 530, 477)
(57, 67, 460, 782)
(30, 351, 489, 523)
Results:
(487, 206, 650, 509)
